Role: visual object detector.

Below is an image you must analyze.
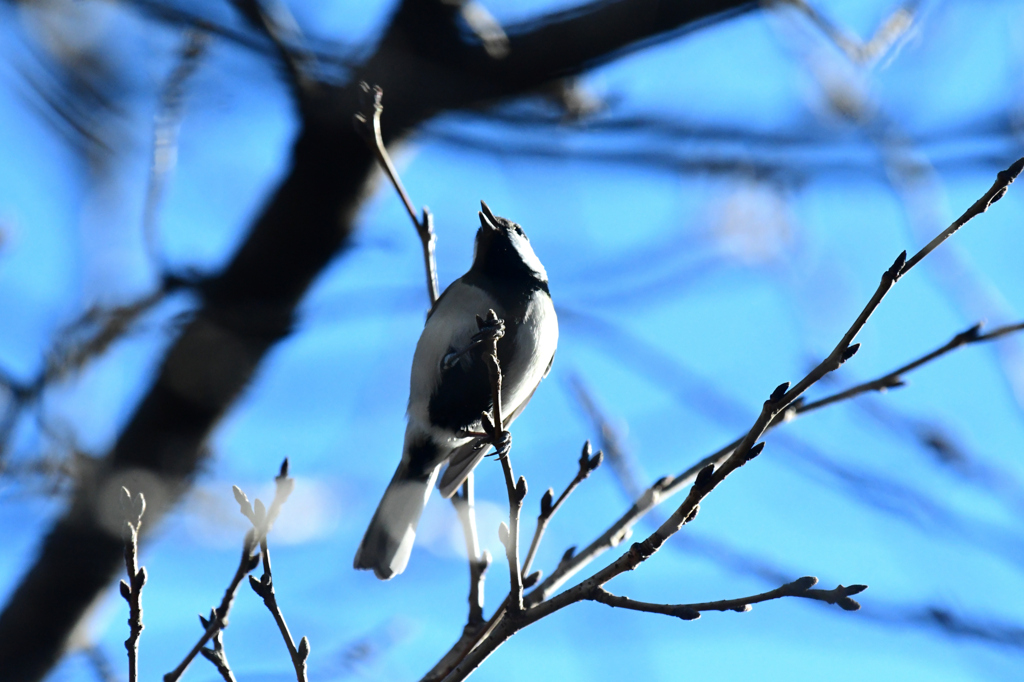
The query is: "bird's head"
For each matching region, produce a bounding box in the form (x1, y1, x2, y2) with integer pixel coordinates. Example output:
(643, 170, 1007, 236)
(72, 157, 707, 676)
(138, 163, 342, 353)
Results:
(471, 201, 548, 284)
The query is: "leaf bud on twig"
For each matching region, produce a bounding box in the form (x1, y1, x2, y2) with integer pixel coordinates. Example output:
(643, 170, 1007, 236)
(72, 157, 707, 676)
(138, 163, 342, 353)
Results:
(694, 463, 715, 490)
(770, 382, 790, 403)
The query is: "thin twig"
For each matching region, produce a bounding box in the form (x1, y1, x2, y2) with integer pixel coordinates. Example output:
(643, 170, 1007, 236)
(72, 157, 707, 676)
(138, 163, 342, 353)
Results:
(355, 84, 440, 306)
(451, 475, 491, 626)
(164, 459, 295, 682)
(423, 478, 493, 682)
(521, 440, 602, 577)
(477, 310, 526, 617)
(248, 460, 308, 682)
(591, 576, 866, 619)
(567, 374, 643, 501)
(798, 320, 1024, 415)
(119, 488, 147, 682)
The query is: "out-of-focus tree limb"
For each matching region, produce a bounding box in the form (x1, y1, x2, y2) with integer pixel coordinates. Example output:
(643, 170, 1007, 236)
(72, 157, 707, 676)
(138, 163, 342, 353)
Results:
(0, 0, 759, 678)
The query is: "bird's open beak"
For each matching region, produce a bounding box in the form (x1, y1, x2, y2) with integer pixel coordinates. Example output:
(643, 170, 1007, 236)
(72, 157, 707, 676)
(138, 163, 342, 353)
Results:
(479, 201, 500, 233)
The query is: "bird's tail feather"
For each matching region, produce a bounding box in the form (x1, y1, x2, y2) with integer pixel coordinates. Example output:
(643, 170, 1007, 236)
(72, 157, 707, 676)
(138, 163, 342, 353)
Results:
(438, 439, 488, 499)
(354, 460, 439, 580)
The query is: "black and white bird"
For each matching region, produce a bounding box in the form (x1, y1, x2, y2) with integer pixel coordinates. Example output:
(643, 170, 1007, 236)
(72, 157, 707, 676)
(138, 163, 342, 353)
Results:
(354, 202, 558, 580)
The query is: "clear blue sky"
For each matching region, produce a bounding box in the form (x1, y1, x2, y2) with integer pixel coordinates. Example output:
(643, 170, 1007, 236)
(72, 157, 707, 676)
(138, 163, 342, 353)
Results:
(2, 0, 1024, 680)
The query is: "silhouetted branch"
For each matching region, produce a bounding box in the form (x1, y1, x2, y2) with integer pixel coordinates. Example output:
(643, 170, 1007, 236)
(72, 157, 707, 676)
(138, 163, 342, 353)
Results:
(356, 84, 439, 306)
(475, 310, 527, 617)
(522, 440, 602, 577)
(0, 1, 801, 676)
(164, 459, 294, 682)
(197, 627, 235, 682)
(592, 576, 866, 620)
(247, 461, 307, 682)
(799, 320, 1024, 415)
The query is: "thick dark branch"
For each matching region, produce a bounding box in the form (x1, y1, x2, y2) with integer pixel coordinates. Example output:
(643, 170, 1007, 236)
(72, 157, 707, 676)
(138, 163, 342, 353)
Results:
(497, 0, 759, 88)
(228, 0, 317, 94)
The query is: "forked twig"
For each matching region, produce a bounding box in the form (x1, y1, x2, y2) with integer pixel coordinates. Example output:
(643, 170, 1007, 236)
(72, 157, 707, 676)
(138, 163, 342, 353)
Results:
(521, 440, 602, 577)
(164, 459, 295, 682)
(248, 460, 308, 682)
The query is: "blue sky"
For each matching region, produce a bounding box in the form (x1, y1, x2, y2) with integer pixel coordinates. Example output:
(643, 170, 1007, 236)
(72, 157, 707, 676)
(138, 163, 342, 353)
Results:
(2, 0, 1024, 680)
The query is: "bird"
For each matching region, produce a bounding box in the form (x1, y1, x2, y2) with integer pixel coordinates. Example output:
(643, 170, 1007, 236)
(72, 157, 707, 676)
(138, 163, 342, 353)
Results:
(354, 201, 558, 580)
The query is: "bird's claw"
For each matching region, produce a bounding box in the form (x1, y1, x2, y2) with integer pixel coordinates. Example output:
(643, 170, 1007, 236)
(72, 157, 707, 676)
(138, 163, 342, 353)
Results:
(494, 430, 512, 457)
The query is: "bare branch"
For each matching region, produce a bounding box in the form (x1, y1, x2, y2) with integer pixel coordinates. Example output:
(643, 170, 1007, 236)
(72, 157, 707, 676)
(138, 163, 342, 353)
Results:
(438, 157, 1024, 682)
(451, 476, 491, 626)
(798, 320, 1024, 416)
(591, 576, 867, 619)
(247, 461, 307, 682)
(118, 488, 147, 682)
(198, 628, 236, 682)
(521, 440, 602, 577)
(475, 310, 527, 618)
(355, 84, 440, 306)
(164, 460, 294, 682)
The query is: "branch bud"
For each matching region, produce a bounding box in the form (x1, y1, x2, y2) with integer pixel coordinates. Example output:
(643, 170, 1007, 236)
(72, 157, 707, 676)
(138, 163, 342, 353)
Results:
(840, 343, 860, 363)
(888, 250, 907, 281)
(498, 522, 510, 548)
(792, 576, 818, 591)
(579, 440, 592, 471)
(770, 382, 790, 403)
(694, 463, 715, 490)
(540, 488, 554, 517)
